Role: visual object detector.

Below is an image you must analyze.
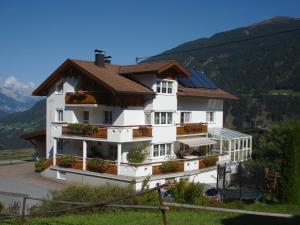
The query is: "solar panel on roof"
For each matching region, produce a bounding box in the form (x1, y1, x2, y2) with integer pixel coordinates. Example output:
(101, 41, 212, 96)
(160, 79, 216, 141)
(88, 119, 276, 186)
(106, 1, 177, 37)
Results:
(179, 68, 218, 89)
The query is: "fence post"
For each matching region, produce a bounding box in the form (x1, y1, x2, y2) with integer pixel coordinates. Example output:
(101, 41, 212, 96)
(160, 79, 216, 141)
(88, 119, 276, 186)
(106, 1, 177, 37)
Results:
(20, 196, 27, 224)
(156, 183, 168, 225)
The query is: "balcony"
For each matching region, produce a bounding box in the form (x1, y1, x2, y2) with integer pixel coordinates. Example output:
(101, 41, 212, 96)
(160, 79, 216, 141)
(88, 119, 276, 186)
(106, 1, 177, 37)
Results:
(61, 123, 152, 142)
(65, 91, 145, 106)
(176, 123, 208, 135)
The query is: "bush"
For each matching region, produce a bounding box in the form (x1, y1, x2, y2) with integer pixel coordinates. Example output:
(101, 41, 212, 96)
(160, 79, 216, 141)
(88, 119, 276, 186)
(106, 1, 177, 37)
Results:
(59, 155, 75, 168)
(202, 156, 218, 167)
(68, 123, 93, 134)
(0, 201, 3, 212)
(87, 158, 108, 173)
(127, 144, 147, 163)
(170, 179, 206, 205)
(35, 158, 47, 172)
(159, 161, 181, 173)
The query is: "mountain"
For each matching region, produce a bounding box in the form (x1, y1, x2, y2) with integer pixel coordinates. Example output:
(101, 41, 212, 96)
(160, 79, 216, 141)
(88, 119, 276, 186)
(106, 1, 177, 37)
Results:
(0, 99, 46, 150)
(0, 76, 39, 117)
(144, 16, 300, 129)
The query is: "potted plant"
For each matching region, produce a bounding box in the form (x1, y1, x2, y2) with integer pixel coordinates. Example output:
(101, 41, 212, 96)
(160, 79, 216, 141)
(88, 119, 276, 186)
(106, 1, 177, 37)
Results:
(159, 161, 181, 173)
(127, 144, 147, 163)
(59, 155, 75, 168)
(87, 158, 108, 173)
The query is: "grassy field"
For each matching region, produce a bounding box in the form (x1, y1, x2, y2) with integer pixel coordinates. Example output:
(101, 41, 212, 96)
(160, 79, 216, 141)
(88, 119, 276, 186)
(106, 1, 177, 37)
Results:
(0, 148, 34, 161)
(2, 209, 300, 225)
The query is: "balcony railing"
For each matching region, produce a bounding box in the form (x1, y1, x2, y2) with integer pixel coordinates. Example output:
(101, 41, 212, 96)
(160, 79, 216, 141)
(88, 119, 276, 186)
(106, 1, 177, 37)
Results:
(61, 123, 152, 141)
(176, 123, 208, 135)
(65, 91, 101, 104)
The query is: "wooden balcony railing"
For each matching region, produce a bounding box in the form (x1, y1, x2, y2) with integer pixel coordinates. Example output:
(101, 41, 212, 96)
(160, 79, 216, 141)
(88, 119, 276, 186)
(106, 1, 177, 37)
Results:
(62, 125, 108, 139)
(176, 123, 208, 135)
(65, 91, 146, 107)
(132, 126, 152, 138)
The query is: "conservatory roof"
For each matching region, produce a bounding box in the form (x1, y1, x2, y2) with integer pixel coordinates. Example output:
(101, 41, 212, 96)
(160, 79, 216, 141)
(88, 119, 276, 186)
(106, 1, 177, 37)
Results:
(208, 128, 251, 140)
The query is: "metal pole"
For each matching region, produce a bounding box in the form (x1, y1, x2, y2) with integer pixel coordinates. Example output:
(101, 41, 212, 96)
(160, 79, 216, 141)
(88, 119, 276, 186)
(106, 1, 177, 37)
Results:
(20, 196, 27, 224)
(156, 183, 168, 225)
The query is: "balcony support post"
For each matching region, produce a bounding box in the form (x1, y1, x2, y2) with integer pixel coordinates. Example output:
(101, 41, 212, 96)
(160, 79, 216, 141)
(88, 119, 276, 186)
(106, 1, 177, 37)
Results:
(53, 138, 57, 166)
(117, 143, 122, 175)
(220, 137, 223, 154)
(83, 140, 87, 170)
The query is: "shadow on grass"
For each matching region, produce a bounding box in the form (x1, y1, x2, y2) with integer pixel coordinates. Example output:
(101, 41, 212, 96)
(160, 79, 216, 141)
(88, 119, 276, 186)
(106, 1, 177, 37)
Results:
(222, 214, 300, 225)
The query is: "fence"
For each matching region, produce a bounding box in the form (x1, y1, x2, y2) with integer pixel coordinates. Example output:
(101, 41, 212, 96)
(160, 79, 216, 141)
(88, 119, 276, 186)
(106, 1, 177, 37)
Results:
(0, 182, 296, 225)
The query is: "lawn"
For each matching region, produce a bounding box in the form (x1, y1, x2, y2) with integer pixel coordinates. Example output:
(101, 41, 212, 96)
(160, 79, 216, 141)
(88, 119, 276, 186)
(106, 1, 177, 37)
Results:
(2, 207, 300, 225)
(0, 148, 34, 161)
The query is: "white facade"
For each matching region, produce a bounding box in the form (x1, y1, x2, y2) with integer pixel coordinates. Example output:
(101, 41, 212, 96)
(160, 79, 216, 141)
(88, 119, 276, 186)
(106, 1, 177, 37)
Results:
(39, 60, 251, 190)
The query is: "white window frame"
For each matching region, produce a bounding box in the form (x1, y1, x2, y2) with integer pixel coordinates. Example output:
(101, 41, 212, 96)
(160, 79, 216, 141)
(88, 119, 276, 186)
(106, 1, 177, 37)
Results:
(144, 112, 152, 125)
(152, 143, 173, 158)
(104, 111, 112, 124)
(56, 109, 64, 122)
(154, 112, 173, 125)
(55, 82, 64, 94)
(180, 112, 192, 123)
(156, 80, 174, 95)
(206, 111, 215, 123)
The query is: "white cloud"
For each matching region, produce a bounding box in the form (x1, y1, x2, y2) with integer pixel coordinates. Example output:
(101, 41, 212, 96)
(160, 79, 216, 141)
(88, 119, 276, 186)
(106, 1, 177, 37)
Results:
(0, 76, 35, 102)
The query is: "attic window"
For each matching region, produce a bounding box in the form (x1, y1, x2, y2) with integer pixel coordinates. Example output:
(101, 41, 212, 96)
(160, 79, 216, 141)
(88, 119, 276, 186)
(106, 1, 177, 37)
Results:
(156, 80, 173, 94)
(56, 82, 64, 94)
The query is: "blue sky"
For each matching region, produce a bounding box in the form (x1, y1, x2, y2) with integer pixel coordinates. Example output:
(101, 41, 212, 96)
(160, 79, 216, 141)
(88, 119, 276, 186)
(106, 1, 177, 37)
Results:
(0, 0, 299, 87)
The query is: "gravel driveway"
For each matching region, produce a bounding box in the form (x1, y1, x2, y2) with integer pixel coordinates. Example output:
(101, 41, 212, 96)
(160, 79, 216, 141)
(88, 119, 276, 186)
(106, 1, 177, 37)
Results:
(0, 162, 66, 208)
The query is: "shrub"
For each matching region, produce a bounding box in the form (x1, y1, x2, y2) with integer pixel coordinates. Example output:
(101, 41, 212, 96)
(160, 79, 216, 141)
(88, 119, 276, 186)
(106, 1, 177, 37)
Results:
(0, 201, 3, 212)
(34, 158, 47, 172)
(87, 158, 108, 173)
(170, 179, 206, 205)
(59, 155, 75, 168)
(68, 123, 93, 134)
(127, 144, 147, 163)
(159, 161, 181, 173)
(203, 156, 218, 167)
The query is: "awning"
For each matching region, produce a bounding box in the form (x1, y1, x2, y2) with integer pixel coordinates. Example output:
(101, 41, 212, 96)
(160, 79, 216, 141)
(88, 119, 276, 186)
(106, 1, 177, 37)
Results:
(178, 137, 216, 148)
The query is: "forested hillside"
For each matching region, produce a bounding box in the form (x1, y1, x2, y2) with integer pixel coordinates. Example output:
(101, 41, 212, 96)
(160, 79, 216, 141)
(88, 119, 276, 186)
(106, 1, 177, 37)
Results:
(145, 16, 300, 129)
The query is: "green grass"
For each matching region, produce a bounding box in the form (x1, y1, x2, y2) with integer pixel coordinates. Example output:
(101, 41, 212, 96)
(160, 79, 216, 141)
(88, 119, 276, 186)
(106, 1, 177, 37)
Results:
(0, 148, 34, 161)
(3, 209, 300, 225)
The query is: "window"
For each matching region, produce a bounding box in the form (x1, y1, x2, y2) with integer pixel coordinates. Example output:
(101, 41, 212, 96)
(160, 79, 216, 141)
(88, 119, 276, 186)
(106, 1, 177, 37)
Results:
(247, 139, 251, 148)
(156, 80, 173, 94)
(180, 112, 191, 123)
(56, 82, 63, 94)
(57, 139, 63, 151)
(154, 112, 173, 125)
(56, 109, 63, 122)
(206, 111, 215, 123)
(153, 143, 173, 158)
(145, 113, 151, 125)
(83, 111, 89, 124)
(243, 139, 247, 149)
(104, 111, 112, 124)
(153, 145, 159, 157)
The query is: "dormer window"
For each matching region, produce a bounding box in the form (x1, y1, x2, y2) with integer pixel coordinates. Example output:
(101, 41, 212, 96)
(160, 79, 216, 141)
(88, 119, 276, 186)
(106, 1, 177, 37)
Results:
(56, 82, 64, 94)
(156, 80, 173, 94)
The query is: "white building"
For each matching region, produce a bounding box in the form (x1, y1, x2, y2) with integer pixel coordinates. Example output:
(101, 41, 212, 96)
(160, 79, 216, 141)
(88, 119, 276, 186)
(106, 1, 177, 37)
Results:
(29, 52, 252, 190)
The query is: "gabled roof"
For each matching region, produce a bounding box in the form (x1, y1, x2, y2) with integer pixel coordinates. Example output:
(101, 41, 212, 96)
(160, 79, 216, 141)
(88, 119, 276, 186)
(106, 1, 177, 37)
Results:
(119, 60, 191, 76)
(177, 85, 238, 100)
(33, 59, 155, 96)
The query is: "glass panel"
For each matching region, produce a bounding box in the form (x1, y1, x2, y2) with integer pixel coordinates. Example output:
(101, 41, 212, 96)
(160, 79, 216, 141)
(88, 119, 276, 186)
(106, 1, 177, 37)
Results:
(160, 144, 165, 156)
(156, 81, 161, 93)
(167, 112, 172, 124)
(162, 81, 167, 93)
(161, 112, 166, 124)
(145, 113, 151, 125)
(167, 81, 172, 94)
(235, 151, 239, 161)
(166, 144, 171, 155)
(180, 112, 184, 123)
(154, 112, 160, 124)
(153, 145, 159, 157)
(231, 151, 234, 161)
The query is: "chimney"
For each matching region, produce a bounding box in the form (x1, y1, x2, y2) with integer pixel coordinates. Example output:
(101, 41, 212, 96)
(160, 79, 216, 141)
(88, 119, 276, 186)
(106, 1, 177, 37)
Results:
(94, 49, 105, 67)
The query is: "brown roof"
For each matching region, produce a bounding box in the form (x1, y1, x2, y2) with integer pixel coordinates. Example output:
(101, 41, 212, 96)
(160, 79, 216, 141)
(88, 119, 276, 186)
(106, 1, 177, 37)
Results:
(119, 60, 191, 76)
(177, 86, 238, 100)
(33, 59, 154, 96)
(21, 130, 46, 140)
